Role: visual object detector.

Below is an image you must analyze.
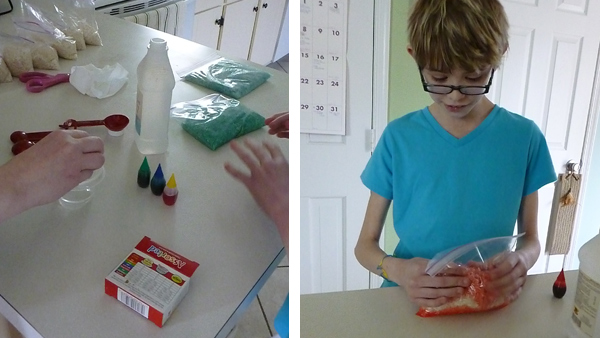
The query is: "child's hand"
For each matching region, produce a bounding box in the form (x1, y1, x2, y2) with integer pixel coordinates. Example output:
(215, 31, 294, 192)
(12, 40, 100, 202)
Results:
(224, 139, 289, 232)
(386, 257, 471, 307)
(265, 112, 289, 138)
(484, 251, 528, 301)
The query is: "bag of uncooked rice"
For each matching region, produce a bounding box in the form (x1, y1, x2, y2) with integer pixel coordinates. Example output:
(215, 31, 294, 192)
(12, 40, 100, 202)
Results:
(13, 1, 77, 60)
(37, 4, 87, 51)
(30, 42, 60, 70)
(61, 26, 85, 51)
(416, 234, 524, 317)
(2, 42, 33, 76)
(0, 57, 12, 83)
(54, 0, 102, 46)
(0, 33, 59, 71)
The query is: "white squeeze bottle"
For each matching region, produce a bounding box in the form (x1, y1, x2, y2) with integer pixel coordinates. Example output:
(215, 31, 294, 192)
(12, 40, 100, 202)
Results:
(135, 38, 175, 154)
(568, 233, 600, 338)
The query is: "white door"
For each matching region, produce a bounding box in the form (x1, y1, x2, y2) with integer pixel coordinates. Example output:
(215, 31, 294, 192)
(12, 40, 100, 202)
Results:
(490, 0, 600, 274)
(300, 0, 375, 294)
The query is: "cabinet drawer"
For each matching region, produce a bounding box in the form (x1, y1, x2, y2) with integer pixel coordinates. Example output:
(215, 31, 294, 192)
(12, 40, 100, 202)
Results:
(195, 0, 224, 13)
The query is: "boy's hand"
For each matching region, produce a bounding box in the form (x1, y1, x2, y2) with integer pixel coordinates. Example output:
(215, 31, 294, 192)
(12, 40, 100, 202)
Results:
(224, 139, 289, 230)
(385, 257, 470, 307)
(265, 112, 289, 138)
(484, 252, 528, 301)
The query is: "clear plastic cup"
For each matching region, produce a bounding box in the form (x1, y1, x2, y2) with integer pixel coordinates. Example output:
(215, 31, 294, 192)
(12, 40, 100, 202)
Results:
(59, 166, 105, 210)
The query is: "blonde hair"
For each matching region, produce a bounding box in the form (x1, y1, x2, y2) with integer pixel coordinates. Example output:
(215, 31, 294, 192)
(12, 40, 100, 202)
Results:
(408, 0, 509, 72)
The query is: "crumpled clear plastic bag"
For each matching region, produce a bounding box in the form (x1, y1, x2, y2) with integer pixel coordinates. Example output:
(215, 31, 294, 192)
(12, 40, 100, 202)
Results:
(183, 57, 271, 99)
(170, 93, 265, 151)
(416, 233, 524, 317)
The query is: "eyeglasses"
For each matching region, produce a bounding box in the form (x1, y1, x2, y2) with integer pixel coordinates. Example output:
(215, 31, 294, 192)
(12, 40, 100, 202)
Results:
(419, 68, 495, 95)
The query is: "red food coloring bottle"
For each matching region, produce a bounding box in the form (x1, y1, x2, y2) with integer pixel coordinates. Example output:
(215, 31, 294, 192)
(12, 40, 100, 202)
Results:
(553, 269, 567, 299)
(162, 173, 178, 206)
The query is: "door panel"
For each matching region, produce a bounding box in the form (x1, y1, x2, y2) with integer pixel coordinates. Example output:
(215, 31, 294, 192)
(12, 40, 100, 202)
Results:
(491, 26, 533, 115)
(300, 197, 345, 294)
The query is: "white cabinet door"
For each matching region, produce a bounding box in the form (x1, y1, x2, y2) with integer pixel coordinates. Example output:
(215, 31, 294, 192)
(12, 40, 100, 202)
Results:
(219, 0, 258, 60)
(192, 6, 223, 50)
(249, 0, 288, 65)
(195, 0, 225, 13)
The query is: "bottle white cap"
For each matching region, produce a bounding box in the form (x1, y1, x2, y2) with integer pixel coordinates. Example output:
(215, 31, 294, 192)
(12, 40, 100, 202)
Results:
(148, 38, 168, 51)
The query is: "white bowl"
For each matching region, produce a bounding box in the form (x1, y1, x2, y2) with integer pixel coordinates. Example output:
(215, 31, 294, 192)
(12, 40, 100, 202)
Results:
(59, 166, 105, 210)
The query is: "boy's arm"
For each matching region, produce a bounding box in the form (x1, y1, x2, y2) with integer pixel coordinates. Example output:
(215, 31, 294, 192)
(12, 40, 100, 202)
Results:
(354, 191, 392, 276)
(355, 191, 469, 308)
(486, 191, 541, 299)
(516, 191, 541, 270)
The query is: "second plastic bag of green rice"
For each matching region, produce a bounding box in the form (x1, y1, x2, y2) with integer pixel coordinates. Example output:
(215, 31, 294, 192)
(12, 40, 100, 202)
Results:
(170, 94, 265, 151)
(182, 57, 271, 99)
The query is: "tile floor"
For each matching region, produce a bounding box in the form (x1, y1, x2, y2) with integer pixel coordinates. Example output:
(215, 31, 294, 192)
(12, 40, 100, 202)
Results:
(228, 54, 290, 338)
(0, 55, 290, 338)
(0, 316, 22, 338)
(230, 255, 289, 337)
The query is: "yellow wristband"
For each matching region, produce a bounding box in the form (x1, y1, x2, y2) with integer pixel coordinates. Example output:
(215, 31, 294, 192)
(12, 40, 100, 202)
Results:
(377, 254, 392, 280)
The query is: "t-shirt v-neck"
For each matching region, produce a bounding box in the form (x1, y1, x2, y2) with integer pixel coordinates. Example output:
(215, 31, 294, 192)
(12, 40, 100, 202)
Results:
(424, 105, 500, 147)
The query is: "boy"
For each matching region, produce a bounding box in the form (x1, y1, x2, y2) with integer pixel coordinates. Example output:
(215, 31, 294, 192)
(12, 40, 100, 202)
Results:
(354, 0, 556, 309)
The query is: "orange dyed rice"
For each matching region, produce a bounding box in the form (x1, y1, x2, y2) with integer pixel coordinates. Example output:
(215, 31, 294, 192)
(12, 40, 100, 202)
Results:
(416, 266, 510, 317)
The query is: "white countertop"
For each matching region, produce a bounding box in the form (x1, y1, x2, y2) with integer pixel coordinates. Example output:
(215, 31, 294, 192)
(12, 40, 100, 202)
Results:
(301, 270, 579, 338)
(0, 4, 288, 338)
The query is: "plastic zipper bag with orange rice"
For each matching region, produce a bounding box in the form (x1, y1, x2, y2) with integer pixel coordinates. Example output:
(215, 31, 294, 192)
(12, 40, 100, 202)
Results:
(416, 234, 524, 317)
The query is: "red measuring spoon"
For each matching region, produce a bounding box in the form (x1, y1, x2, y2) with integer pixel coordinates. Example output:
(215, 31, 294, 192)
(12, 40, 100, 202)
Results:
(11, 140, 36, 155)
(59, 114, 129, 136)
(10, 130, 52, 143)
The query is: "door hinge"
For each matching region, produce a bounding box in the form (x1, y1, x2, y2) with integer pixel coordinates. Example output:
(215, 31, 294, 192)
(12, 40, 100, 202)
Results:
(215, 16, 224, 26)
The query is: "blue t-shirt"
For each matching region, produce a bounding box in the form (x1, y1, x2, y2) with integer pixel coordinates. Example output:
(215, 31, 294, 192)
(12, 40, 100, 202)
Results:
(361, 105, 556, 286)
(274, 294, 289, 338)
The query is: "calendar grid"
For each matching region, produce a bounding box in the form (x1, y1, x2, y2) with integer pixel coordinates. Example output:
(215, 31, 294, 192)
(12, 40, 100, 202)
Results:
(300, 0, 348, 135)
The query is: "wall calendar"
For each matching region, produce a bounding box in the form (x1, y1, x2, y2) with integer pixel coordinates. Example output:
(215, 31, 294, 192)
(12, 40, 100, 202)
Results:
(300, 0, 348, 135)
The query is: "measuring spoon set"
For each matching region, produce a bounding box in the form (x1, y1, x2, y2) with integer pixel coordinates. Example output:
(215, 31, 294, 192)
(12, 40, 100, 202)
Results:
(10, 114, 129, 155)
